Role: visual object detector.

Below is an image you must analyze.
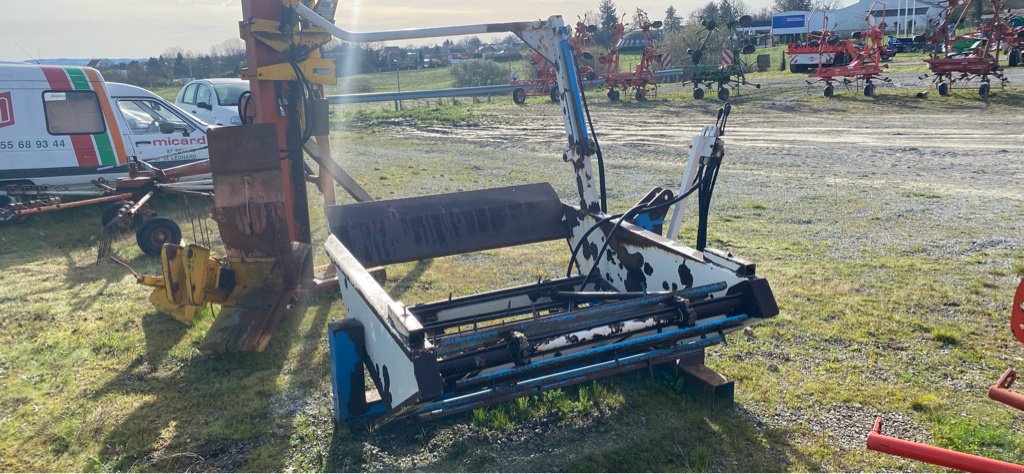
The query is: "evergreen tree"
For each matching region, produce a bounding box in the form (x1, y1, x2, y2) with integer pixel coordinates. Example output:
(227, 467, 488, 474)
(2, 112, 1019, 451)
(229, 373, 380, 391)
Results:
(597, 0, 619, 48)
(664, 5, 682, 28)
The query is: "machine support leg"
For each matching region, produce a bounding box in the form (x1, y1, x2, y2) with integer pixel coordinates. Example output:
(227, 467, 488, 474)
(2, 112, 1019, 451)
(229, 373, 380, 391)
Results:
(676, 357, 734, 407)
(328, 319, 384, 425)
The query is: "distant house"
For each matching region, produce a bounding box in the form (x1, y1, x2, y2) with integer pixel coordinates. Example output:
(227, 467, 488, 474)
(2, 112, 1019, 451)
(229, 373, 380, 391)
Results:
(475, 44, 499, 59)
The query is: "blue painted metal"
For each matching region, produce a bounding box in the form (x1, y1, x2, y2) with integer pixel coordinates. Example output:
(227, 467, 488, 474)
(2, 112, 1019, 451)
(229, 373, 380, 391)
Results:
(327, 320, 386, 424)
(559, 35, 589, 142)
(328, 321, 360, 424)
(417, 334, 725, 419)
(454, 314, 748, 391)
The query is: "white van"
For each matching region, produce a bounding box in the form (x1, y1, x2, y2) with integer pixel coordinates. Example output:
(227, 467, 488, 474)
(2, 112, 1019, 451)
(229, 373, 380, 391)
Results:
(0, 63, 210, 196)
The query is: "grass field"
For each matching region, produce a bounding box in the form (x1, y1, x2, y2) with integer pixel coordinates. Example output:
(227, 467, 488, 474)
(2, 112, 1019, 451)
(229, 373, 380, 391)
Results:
(2, 72, 1024, 471)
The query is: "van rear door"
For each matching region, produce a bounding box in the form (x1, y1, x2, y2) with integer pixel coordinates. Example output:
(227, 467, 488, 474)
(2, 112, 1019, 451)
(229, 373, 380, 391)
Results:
(114, 98, 207, 164)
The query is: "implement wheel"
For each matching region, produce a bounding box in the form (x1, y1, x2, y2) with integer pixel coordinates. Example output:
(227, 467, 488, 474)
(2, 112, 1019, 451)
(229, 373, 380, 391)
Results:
(937, 82, 950, 96)
(136, 216, 182, 256)
(101, 200, 142, 232)
(1010, 49, 1021, 67)
(823, 84, 835, 98)
(717, 86, 730, 101)
(607, 89, 620, 101)
(512, 87, 527, 104)
(863, 83, 876, 97)
(979, 82, 990, 98)
(549, 85, 559, 103)
(635, 89, 647, 101)
(693, 87, 705, 99)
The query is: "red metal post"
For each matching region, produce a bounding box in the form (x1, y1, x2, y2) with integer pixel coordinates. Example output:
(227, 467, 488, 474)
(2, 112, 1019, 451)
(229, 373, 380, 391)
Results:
(239, 0, 312, 247)
(989, 369, 1024, 412)
(866, 417, 1024, 472)
(1012, 278, 1024, 344)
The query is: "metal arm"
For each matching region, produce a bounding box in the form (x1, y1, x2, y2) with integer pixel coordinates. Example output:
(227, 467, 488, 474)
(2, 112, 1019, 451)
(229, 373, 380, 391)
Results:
(294, 6, 601, 213)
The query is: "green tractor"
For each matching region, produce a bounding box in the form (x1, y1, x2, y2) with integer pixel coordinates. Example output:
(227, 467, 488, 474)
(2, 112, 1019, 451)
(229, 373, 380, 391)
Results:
(685, 15, 761, 100)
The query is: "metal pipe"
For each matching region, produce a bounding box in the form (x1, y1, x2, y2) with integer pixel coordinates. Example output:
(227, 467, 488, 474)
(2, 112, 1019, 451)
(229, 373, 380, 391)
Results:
(866, 417, 1024, 472)
(421, 336, 723, 419)
(296, 4, 537, 43)
(988, 369, 1024, 412)
(454, 316, 746, 391)
(13, 192, 135, 216)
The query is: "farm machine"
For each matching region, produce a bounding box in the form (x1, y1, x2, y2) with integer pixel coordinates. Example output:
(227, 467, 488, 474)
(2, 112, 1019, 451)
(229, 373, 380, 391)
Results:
(127, 0, 778, 427)
(601, 10, 668, 101)
(512, 19, 597, 104)
(806, 2, 892, 98)
(684, 15, 761, 101)
(917, 0, 1013, 97)
(864, 279, 1024, 471)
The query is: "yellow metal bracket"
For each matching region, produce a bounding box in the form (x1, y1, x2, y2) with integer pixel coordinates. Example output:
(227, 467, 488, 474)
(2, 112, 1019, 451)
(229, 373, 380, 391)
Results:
(255, 56, 337, 84)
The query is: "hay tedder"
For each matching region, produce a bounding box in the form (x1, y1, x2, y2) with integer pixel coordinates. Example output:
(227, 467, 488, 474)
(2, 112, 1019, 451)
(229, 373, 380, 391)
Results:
(807, 2, 891, 98)
(512, 20, 597, 104)
(602, 10, 667, 101)
(865, 278, 1024, 470)
(684, 15, 761, 101)
(127, 0, 778, 427)
(917, 0, 1013, 97)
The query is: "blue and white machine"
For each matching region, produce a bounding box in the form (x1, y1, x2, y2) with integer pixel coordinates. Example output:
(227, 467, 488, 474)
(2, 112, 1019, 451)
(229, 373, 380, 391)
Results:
(296, 7, 780, 427)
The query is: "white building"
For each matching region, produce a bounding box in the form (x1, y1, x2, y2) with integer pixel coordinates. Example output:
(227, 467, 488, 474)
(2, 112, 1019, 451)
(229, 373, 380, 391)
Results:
(771, 0, 945, 38)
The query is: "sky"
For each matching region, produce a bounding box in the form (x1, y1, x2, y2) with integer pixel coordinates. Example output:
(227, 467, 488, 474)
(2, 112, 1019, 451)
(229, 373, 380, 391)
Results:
(0, 0, 781, 62)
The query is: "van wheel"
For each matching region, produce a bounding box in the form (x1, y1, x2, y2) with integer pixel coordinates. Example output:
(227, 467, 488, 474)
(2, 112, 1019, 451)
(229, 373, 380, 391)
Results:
(136, 216, 182, 256)
(101, 200, 142, 231)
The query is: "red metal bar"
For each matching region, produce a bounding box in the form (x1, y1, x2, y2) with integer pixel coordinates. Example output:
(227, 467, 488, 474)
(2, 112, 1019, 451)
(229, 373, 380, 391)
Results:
(866, 417, 1024, 472)
(13, 192, 134, 216)
(989, 369, 1024, 412)
(1012, 278, 1024, 344)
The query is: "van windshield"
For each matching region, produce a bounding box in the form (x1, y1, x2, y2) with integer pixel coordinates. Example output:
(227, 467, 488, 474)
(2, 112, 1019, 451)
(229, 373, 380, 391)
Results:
(214, 84, 249, 106)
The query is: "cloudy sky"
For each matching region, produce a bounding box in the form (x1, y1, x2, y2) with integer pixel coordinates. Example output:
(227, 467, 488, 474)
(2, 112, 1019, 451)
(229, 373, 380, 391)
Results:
(0, 0, 781, 61)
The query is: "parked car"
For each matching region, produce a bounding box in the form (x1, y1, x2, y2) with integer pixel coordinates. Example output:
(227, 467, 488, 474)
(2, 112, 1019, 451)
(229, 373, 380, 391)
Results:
(174, 78, 249, 126)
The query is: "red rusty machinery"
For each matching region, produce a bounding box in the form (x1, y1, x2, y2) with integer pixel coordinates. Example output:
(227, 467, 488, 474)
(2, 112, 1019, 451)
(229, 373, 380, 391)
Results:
(866, 280, 1024, 471)
(808, 1, 891, 98)
(602, 9, 665, 101)
(918, 0, 1011, 97)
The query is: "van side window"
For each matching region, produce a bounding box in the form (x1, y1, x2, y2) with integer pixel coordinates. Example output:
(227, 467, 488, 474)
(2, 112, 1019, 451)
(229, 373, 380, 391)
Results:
(181, 84, 198, 105)
(42, 91, 105, 135)
(117, 99, 195, 135)
(196, 85, 212, 106)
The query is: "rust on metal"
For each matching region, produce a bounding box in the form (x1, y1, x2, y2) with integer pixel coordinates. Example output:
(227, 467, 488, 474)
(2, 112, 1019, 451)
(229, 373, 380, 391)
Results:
(326, 183, 569, 268)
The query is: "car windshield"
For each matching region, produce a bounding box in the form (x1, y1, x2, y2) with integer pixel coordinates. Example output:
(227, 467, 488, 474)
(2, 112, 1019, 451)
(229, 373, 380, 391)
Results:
(214, 83, 249, 106)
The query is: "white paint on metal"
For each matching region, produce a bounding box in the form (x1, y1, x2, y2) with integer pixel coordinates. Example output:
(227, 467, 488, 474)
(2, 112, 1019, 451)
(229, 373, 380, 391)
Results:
(666, 125, 719, 240)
